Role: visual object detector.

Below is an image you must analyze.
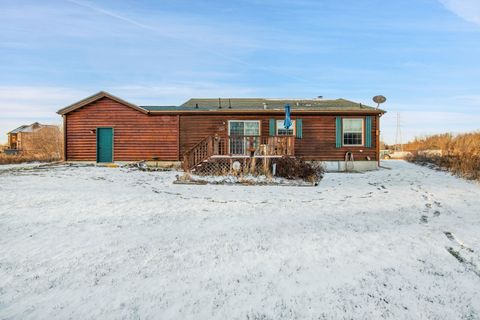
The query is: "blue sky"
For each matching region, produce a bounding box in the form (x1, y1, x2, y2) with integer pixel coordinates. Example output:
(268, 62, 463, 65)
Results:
(1, 0, 479, 144)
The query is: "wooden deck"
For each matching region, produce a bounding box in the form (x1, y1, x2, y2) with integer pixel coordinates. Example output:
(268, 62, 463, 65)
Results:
(183, 135, 294, 171)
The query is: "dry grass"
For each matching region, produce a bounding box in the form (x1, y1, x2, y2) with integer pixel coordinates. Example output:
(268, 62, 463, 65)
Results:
(406, 132, 480, 180)
(0, 153, 62, 165)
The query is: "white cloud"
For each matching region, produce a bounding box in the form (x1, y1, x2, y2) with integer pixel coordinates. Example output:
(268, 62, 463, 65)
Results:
(0, 83, 261, 144)
(438, 0, 480, 26)
(0, 87, 87, 144)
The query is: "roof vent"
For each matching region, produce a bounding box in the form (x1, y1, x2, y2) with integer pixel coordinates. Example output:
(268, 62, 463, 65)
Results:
(263, 102, 267, 110)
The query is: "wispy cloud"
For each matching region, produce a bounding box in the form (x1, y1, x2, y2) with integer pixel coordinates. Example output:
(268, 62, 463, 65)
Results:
(438, 0, 480, 26)
(0, 86, 87, 143)
(112, 82, 260, 105)
(65, 0, 310, 82)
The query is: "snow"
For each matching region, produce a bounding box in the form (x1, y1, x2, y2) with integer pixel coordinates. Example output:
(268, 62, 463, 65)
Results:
(185, 173, 317, 186)
(0, 162, 47, 171)
(1, 161, 480, 319)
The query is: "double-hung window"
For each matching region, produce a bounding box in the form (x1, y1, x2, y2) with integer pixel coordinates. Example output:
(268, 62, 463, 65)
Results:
(343, 118, 363, 146)
(276, 120, 295, 136)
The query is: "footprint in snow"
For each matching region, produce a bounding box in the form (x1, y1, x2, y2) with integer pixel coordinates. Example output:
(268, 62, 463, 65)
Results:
(444, 231, 474, 253)
(444, 231, 454, 241)
(420, 215, 429, 223)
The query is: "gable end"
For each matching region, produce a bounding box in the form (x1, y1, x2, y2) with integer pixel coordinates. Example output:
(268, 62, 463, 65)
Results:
(57, 91, 148, 115)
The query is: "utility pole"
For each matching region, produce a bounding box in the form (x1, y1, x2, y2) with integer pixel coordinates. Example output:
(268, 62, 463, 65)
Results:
(395, 113, 403, 152)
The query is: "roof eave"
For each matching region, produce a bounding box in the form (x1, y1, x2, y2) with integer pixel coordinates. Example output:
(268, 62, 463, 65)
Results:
(57, 91, 148, 115)
(149, 109, 385, 115)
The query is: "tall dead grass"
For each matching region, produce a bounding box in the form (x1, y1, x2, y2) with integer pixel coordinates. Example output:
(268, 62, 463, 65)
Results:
(406, 132, 480, 180)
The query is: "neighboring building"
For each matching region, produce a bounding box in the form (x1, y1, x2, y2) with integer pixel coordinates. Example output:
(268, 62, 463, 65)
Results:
(6, 122, 60, 153)
(57, 91, 386, 171)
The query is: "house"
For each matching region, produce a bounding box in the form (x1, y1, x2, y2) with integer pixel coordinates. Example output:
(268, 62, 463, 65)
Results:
(6, 122, 60, 154)
(57, 91, 386, 171)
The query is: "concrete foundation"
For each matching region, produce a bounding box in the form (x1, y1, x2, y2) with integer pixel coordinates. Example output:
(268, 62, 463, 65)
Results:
(312, 161, 379, 172)
(65, 161, 182, 169)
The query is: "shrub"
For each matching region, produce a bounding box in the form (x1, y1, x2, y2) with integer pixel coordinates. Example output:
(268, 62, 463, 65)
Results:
(274, 156, 324, 183)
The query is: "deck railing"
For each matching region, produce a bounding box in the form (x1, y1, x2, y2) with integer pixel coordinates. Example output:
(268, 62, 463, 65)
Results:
(183, 135, 295, 170)
(226, 135, 295, 157)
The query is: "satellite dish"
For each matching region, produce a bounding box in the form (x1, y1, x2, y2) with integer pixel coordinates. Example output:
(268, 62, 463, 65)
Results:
(373, 95, 387, 108)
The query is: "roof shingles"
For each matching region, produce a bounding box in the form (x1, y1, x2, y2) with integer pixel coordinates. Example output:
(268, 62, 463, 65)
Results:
(142, 98, 385, 113)
(58, 91, 386, 115)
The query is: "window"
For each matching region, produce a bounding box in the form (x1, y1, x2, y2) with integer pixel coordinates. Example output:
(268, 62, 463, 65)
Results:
(343, 118, 363, 146)
(276, 120, 295, 136)
(228, 120, 260, 155)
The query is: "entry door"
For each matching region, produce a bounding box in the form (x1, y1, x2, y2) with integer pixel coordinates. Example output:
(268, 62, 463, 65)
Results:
(228, 121, 260, 155)
(97, 128, 113, 163)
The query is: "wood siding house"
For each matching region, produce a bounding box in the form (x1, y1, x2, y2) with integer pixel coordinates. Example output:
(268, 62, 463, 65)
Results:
(57, 91, 386, 171)
(6, 122, 60, 154)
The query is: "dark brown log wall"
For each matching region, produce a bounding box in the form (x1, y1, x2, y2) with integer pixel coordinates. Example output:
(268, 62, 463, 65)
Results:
(295, 115, 378, 161)
(180, 114, 379, 161)
(65, 97, 179, 161)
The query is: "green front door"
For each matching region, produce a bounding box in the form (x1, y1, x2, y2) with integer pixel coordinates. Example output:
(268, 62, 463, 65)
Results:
(97, 128, 113, 163)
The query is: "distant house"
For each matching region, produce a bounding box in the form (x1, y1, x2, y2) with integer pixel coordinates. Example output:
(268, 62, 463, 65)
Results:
(6, 122, 60, 154)
(57, 91, 386, 171)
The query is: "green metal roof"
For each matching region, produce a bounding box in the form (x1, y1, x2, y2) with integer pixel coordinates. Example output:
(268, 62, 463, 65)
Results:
(178, 98, 384, 112)
(140, 105, 211, 111)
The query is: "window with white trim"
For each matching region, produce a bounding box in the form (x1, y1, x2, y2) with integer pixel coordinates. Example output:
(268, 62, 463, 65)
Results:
(276, 120, 295, 136)
(343, 118, 363, 146)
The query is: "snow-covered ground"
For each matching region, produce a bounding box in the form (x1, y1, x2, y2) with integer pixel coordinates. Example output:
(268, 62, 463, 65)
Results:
(1, 161, 479, 319)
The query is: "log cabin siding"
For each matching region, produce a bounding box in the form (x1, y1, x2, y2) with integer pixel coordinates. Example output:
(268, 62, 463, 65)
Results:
(294, 115, 378, 161)
(179, 114, 379, 161)
(65, 97, 179, 161)
(179, 115, 271, 156)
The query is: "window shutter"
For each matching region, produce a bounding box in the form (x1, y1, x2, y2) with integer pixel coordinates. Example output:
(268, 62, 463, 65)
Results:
(269, 119, 276, 136)
(335, 117, 342, 148)
(295, 119, 303, 138)
(365, 116, 372, 148)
